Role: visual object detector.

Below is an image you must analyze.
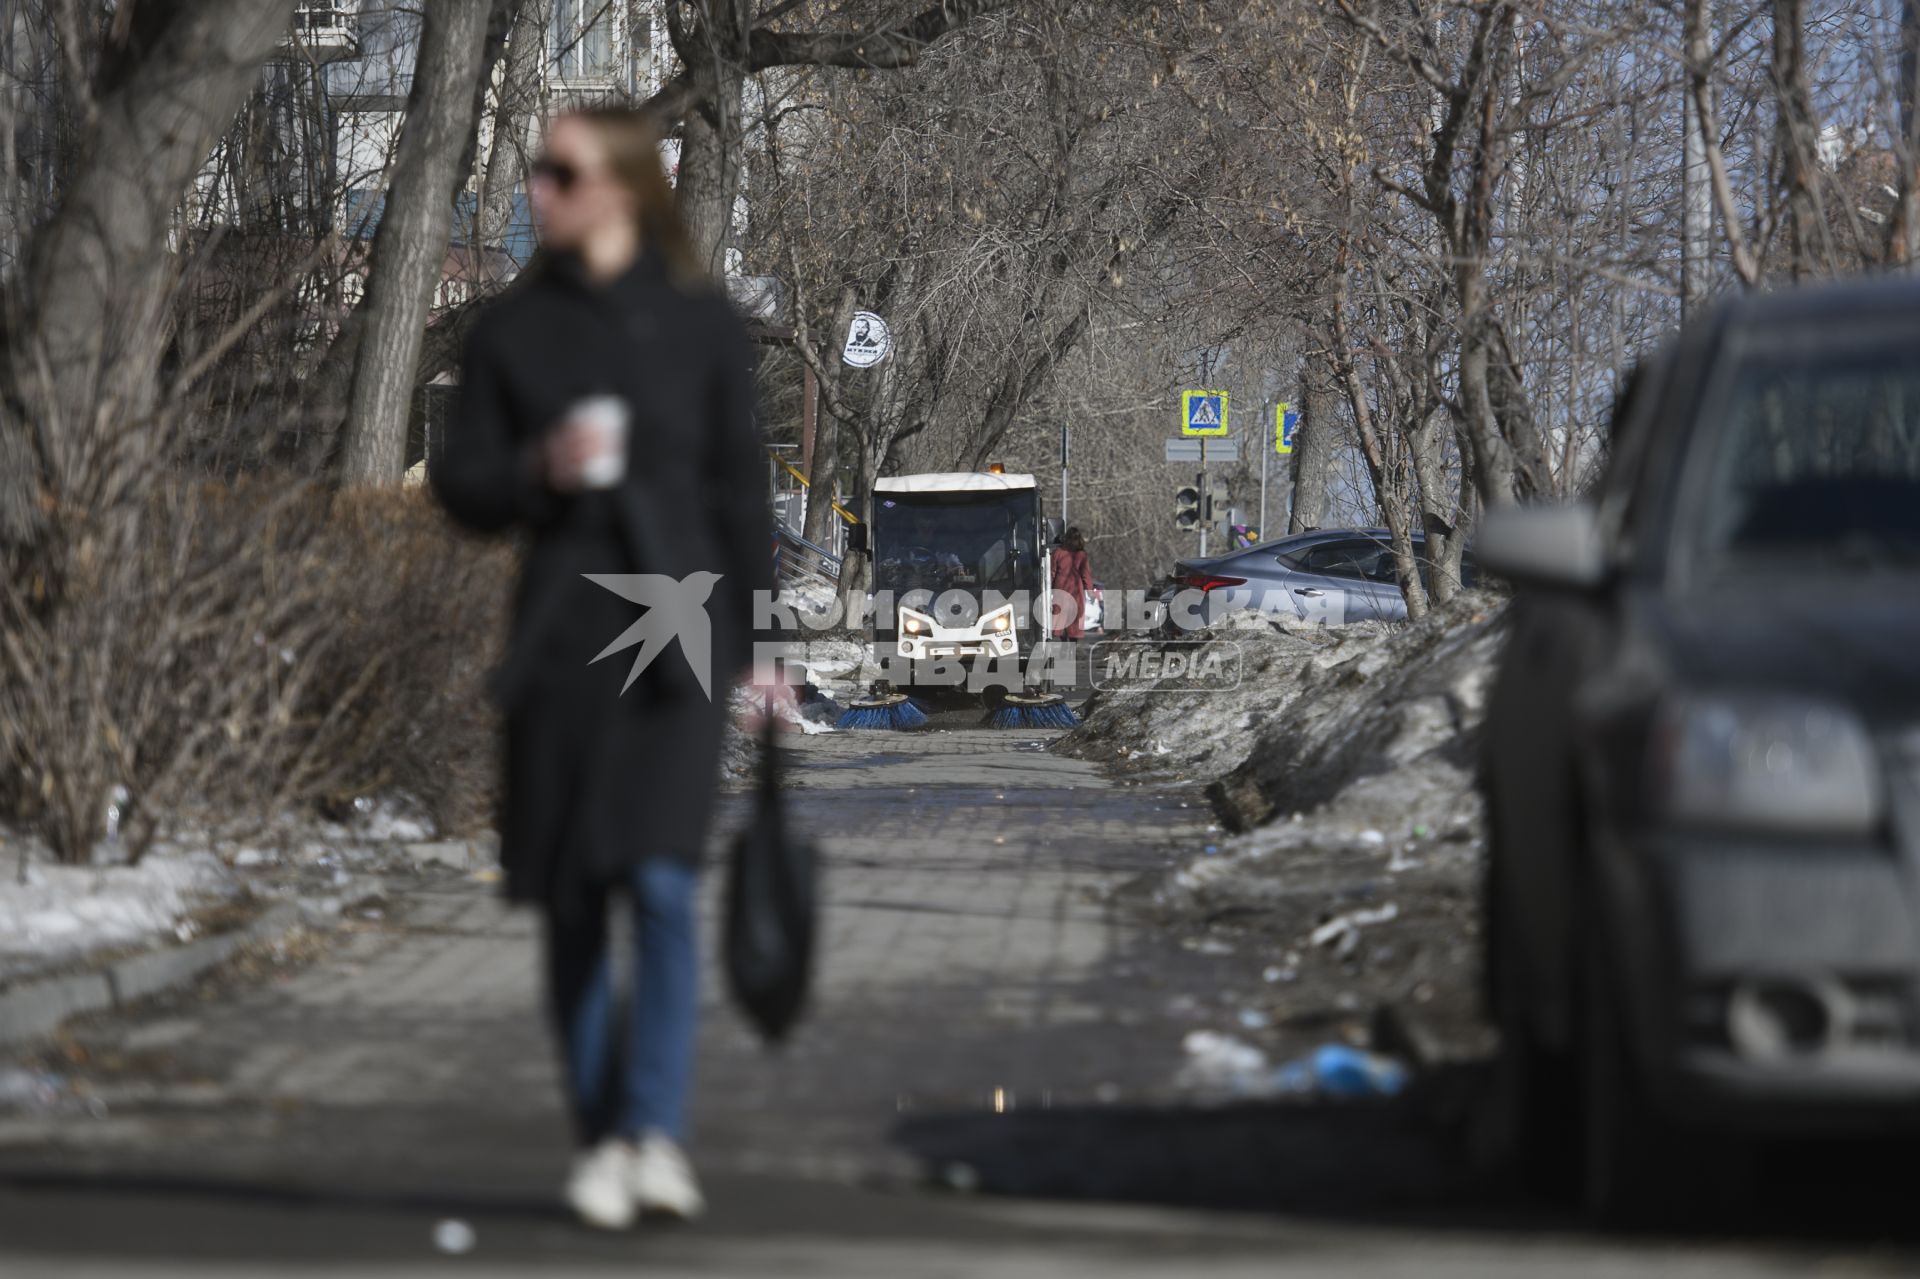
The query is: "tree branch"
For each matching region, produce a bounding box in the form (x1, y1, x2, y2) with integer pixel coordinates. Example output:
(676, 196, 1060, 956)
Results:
(748, 0, 1011, 72)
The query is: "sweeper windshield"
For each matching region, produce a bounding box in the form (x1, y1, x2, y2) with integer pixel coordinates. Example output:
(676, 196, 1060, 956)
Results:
(871, 489, 1042, 600)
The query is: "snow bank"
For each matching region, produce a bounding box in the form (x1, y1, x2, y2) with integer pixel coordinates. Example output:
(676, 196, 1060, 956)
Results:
(1062, 612, 1396, 783)
(1064, 595, 1504, 837)
(1063, 596, 1509, 1070)
(0, 847, 238, 982)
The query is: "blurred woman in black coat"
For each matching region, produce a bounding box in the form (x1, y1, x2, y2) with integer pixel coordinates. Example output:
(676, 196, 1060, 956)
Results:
(430, 107, 771, 1229)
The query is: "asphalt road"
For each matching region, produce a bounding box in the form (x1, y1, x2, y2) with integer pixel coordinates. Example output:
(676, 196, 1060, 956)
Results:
(0, 728, 1914, 1276)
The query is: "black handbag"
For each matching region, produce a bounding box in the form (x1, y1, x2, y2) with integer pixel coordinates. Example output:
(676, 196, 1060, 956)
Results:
(723, 715, 817, 1043)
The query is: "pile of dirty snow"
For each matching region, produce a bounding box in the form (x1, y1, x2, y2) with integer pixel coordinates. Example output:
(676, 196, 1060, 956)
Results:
(1061, 612, 1395, 783)
(0, 846, 239, 983)
(1062, 595, 1509, 1079)
(780, 635, 867, 703)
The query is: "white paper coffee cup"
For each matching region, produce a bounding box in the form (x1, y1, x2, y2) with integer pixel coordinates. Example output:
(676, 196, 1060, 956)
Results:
(568, 395, 629, 489)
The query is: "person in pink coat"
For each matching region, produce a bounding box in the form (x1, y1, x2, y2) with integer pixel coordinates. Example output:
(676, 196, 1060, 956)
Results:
(1049, 526, 1093, 640)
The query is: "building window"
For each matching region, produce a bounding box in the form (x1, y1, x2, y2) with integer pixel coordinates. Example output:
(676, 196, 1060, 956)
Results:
(551, 0, 620, 83)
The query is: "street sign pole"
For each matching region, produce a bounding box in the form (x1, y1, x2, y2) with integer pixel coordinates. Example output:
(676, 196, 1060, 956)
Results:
(1059, 422, 1069, 526)
(1259, 438, 1269, 543)
(1198, 437, 1208, 557)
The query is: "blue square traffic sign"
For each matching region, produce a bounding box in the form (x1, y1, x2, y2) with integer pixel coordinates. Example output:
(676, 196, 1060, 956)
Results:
(1182, 390, 1228, 437)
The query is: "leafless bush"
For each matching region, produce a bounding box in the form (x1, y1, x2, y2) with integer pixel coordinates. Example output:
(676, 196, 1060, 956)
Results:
(0, 482, 510, 864)
(286, 487, 511, 836)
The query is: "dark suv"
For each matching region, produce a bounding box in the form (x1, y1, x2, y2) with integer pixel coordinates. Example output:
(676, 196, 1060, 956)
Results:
(1479, 276, 1920, 1220)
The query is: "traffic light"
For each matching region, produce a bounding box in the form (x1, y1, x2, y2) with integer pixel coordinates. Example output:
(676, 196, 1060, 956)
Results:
(1174, 484, 1202, 531)
(1205, 479, 1231, 529)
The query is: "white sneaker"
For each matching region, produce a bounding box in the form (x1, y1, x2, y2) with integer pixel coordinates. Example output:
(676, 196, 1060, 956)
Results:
(565, 1139, 637, 1230)
(629, 1132, 706, 1220)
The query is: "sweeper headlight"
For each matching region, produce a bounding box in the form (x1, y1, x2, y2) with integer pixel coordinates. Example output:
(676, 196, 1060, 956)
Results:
(984, 605, 1014, 634)
(900, 610, 935, 636)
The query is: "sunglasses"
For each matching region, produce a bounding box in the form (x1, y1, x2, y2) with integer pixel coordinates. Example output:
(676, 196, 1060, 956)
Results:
(531, 156, 584, 193)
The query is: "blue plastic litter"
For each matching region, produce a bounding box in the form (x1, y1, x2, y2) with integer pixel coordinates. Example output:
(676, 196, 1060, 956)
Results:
(1273, 1044, 1408, 1098)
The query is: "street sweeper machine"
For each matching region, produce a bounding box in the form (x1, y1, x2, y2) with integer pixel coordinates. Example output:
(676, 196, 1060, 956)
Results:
(837, 470, 1078, 730)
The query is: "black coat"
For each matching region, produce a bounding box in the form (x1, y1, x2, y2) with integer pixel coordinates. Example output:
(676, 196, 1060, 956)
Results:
(431, 251, 773, 904)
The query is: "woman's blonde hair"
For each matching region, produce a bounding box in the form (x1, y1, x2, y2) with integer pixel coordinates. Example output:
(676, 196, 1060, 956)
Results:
(566, 105, 705, 290)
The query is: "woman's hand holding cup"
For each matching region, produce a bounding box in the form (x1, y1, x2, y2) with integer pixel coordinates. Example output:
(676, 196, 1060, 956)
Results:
(544, 395, 629, 493)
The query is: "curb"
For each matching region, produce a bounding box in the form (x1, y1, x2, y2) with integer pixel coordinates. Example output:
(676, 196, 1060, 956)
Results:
(0, 902, 304, 1049)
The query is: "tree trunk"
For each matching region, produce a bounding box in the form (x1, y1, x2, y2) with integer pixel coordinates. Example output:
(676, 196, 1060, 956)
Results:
(1889, 0, 1920, 265)
(1328, 296, 1429, 622)
(1288, 361, 1335, 534)
(1456, 320, 1515, 508)
(1409, 407, 1471, 606)
(0, 0, 300, 541)
(474, 0, 550, 282)
(1682, 0, 1714, 312)
(1772, 0, 1827, 278)
(677, 72, 745, 275)
(801, 285, 858, 549)
(339, 0, 498, 486)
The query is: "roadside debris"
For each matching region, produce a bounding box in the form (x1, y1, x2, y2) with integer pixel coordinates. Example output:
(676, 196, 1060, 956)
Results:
(0, 1066, 106, 1118)
(1309, 903, 1400, 960)
(432, 1219, 476, 1255)
(1272, 1044, 1409, 1098)
(0, 1066, 62, 1111)
(1176, 1030, 1411, 1100)
(940, 1161, 982, 1193)
(1176, 1030, 1270, 1093)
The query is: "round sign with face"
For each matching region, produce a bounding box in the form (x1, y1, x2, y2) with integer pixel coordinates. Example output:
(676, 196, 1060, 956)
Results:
(842, 311, 893, 368)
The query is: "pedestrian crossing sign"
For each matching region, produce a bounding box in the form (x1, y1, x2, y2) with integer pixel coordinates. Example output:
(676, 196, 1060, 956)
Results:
(1182, 390, 1228, 437)
(1276, 402, 1300, 454)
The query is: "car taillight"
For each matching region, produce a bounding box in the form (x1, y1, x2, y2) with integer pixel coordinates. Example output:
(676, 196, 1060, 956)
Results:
(1178, 573, 1247, 592)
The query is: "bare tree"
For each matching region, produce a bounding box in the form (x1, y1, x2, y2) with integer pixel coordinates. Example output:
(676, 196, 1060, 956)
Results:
(475, 0, 555, 276)
(339, 0, 510, 485)
(1288, 362, 1338, 534)
(0, 0, 301, 541)
(647, 1, 1013, 268)
(1772, 0, 1829, 277)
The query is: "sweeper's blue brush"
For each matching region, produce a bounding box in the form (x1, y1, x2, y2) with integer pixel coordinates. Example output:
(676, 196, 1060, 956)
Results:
(986, 693, 1080, 730)
(836, 692, 930, 731)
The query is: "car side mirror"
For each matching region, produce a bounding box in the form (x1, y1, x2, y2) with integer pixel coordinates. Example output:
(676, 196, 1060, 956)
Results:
(846, 521, 869, 555)
(1478, 501, 1610, 591)
(1044, 517, 1064, 545)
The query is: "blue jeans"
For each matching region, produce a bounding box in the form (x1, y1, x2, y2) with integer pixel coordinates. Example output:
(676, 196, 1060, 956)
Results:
(544, 859, 699, 1146)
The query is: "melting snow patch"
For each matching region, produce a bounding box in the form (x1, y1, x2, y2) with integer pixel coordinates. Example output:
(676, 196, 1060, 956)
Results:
(0, 849, 237, 980)
(346, 796, 434, 843)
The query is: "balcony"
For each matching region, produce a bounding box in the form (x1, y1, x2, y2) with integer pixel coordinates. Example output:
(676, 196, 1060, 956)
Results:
(283, 2, 360, 64)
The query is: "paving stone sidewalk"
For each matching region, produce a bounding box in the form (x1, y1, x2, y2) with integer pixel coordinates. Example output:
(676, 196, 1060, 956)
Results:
(0, 728, 1213, 1197)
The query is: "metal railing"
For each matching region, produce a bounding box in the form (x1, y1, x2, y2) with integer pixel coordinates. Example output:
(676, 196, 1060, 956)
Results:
(774, 526, 843, 601)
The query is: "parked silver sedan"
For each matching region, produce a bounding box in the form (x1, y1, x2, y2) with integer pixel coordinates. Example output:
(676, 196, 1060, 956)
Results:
(1163, 529, 1473, 629)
